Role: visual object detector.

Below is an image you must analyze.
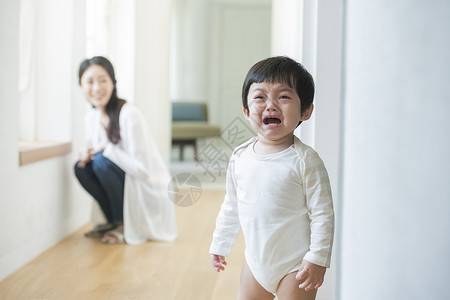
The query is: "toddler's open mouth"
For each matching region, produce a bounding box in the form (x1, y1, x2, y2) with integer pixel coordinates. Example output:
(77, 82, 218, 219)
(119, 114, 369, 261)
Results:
(263, 117, 281, 125)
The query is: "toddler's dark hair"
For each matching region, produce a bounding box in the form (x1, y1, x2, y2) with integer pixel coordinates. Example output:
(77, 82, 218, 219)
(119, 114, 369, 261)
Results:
(242, 56, 315, 115)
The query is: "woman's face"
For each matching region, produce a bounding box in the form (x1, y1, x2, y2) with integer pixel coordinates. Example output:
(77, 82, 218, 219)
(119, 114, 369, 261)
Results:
(80, 64, 114, 111)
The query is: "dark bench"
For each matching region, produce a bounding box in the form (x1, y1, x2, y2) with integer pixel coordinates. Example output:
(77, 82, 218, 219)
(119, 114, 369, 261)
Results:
(171, 102, 221, 161)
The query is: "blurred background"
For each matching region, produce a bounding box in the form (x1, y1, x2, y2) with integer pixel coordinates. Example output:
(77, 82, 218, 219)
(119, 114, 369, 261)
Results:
(1, 0, 449, 299)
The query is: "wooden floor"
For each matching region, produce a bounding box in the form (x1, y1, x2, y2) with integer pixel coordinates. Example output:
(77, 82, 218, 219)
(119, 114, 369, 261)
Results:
(0, 190, 246, 300)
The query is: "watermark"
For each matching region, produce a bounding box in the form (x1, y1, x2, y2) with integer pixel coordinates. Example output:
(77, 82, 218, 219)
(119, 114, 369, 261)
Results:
(195, 116, 255, 183)
(169, 117, 254, 201)
(196, 141, 229, 183)
(168, 173, 202, 207)
(220, 117, 255, 150)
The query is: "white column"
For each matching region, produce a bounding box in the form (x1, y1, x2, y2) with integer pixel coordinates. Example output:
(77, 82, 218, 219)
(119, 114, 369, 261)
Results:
(270, 0, 302, 59)
(134, 0, 172, 165)
(296, 0, 317, 147)
(271, 0, 317, 147)
(271, 1, 343, 299)
(313, 2, 343, 299)
(340, 2, 450, 299)
(109, 0, 136, 103)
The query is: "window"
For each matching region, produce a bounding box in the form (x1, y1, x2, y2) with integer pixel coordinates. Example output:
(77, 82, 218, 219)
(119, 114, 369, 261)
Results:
(17, 0, 74, 165)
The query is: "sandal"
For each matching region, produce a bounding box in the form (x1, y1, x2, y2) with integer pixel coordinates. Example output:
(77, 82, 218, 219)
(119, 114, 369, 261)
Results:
(84, 223, 117, 238)
(101, 225, 125, 244)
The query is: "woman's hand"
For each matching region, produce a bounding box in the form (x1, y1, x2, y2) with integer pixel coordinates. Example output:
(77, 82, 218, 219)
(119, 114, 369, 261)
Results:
(77, 147, 94, 168)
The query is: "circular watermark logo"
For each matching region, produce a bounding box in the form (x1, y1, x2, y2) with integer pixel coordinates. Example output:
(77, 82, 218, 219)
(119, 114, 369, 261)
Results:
(168, 173, 202, 207)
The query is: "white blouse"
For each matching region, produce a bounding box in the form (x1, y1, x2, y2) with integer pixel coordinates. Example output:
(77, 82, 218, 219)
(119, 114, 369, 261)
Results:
(85, 103, 177, 244)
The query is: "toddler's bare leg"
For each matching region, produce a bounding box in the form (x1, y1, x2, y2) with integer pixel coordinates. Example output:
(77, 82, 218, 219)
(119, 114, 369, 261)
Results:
(276, 272, 317, 300)
(237, 260, 274, 300)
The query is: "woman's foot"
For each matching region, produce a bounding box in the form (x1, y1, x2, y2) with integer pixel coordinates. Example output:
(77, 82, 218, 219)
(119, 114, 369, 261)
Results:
(101, 224, 124, 244)
(84, 223, 117, 238)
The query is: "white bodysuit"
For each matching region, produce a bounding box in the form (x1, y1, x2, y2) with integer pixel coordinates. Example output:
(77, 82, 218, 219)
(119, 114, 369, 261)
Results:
(209, 136, 334, 294)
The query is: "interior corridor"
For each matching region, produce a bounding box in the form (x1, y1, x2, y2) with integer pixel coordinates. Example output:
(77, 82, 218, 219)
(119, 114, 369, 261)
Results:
(0, 189, 332, 300)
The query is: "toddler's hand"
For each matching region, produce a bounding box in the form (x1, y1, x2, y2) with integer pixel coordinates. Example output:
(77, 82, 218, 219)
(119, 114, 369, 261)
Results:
(210, 254, 227, 272)
(295, 260, 326, 291)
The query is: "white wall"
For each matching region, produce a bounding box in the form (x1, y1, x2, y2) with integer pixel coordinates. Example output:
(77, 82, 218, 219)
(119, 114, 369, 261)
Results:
(0, 1, 21, 278)
(313, 2, 343, 298)
(134, 0, 172, 163)
(0, 0, 90, 281)
(339, 1, 450, 299)
(107, 0, 136, 104)
(34, 0, 73, 141)
(84, 0, 171, 163)
(210, 1, 271, 129)
(170, 0, 210, 102)
(170, 0, 272, 131)
(18, 0, 73, 142)
(0, 0, 173, 281)
(85, 0, 136, 104)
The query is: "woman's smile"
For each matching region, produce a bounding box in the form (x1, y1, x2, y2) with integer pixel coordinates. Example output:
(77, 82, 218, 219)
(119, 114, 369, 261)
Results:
(80, 64, 114, 111)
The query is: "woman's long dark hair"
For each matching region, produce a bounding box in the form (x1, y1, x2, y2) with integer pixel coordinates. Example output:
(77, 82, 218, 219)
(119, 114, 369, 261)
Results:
(79, 56, 126, 144)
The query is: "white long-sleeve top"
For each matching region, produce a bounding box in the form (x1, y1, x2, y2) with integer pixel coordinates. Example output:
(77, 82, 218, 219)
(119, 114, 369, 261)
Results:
(210, 136, 334, 288)
(85, 103, 177, 244)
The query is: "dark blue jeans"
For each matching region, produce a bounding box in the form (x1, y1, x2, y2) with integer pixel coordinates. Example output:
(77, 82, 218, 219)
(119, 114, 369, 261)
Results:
(74, 152, 125, 224)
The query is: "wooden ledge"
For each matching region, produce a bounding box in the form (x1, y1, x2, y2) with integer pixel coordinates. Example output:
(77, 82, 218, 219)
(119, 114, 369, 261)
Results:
(18, 141, 72, 166)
